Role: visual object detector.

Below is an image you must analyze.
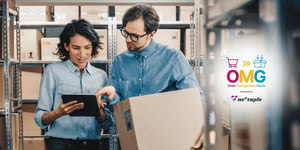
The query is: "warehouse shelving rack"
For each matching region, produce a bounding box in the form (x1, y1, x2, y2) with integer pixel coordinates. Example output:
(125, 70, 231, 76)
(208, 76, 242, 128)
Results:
(263, 0, 300, 149)
(17, 7, 120, 150)
(202, 0, 300, 150)
(9, 1, 299, 150)
(0, 1, 22, 150)
(2, 1, 199, 150)
(201, 0, 262, 149)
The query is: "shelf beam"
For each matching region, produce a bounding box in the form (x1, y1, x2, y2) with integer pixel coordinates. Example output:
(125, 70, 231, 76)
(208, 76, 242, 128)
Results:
(16, 0, 193, 6)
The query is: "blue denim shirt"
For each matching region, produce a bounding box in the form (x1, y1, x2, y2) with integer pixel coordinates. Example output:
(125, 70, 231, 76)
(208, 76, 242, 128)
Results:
(34, 59, 115, 140)
(110, 40, 201, 101)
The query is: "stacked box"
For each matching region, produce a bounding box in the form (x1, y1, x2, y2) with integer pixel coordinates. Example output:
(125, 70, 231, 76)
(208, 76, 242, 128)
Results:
(0, 66, 13, 109)
(15, 29, 44, 60)
(22, 104, 42, 136)
(114, 5, 131, 22)
(80, 5, 108, 22)
(94, 29, 108, 61)
(114, 88, 204, 150)
(41, 37, 60, 61)
(24, 138, 45, 150)
(21, 67, 42, 100)
(0, 0, 16, 10)
(180, 6, 194, 21)
(152, 5, 176, 21)
(153, 29, 181, 50)
(0, 113, 20, 150)
(19, 6, 51, 22)
(116, 30, 127, 55)
(54, 6, 79, 22)
(22, 104, 45, 150)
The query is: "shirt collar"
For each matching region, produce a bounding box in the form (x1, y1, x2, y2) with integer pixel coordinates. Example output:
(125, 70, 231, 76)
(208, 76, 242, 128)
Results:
(130, 40, 157, 57)
(65, 59, 92, 75)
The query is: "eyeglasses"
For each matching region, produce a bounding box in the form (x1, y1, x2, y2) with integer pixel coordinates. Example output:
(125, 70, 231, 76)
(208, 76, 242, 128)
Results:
(120, 28, 148, 42)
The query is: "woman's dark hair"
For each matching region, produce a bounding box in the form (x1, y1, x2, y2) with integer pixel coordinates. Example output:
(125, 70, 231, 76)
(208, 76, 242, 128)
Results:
(55, 19, 102, 60)
(122, 4, 160, 34)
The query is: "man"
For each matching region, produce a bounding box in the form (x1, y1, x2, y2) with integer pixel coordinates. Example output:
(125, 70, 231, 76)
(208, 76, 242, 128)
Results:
(105, 4, 204, 149)
(110, 4, 202, 100)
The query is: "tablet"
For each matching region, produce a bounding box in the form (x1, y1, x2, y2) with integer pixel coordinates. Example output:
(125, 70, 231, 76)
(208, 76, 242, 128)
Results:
(61, 94, 100, 116)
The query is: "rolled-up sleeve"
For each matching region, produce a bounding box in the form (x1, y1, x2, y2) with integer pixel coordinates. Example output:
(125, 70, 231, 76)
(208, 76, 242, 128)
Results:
(99, 107, 115, 129)
(34, 66, 55, 129)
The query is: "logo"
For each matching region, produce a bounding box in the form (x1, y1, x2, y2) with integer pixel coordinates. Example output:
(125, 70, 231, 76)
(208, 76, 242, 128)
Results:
(230, 95, 262, 103)
(231, 95, 238, 101)
(226, 54, 267, 88)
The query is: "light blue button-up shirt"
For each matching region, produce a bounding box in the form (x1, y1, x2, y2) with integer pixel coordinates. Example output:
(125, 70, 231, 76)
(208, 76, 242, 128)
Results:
(110, 40, 201, 101)
(34, 59, 115, 140)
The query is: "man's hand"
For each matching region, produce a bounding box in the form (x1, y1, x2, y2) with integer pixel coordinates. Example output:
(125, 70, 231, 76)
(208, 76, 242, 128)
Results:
(191, 127, 205, 150)
(95, 86, 116, 108)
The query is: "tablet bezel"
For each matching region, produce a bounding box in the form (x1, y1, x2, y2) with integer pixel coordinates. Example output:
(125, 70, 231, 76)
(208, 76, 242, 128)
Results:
(61, 94, 100, 116)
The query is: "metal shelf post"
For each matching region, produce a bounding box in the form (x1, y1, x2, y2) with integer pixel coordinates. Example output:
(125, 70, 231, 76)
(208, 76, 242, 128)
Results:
(15, 6, 24, 150)
(107, 5, 119, 150)
(2, 1, 12, 150)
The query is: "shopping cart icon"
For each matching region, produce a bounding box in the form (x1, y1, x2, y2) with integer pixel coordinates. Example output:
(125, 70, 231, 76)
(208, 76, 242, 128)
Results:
(226, 57, 239, 68)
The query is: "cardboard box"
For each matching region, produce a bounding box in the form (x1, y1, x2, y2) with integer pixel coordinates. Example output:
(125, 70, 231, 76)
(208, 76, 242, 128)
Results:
(41, 37, 60, 61)
(24, 138, 45, 150)
(22, 104, 42, 136)
(94, 29, 108, 61)
(19, 6, 51, 22)
(114, 88, 204, 150)
(116, 30, 127, 55)
(80, 5, 108, 22)
(153, 29, 181, 50)
(152, 5, 176, 21)
(115, 5, 131, 22)
(180, 6, 194, 21)
(0, 113, 20, 150)
(0, 66, 13, 109)
(54, 6, 79, 22)
(0, 0, 16, 10)
(21, 67, 42, 99)
(15, 29, 44, 60)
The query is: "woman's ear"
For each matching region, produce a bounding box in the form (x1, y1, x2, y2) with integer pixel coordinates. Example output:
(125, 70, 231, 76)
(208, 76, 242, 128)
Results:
(64, 43, 69, 51)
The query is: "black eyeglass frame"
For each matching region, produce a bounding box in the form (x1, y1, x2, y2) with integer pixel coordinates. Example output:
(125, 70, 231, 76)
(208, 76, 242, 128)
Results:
(120, 28, 148, 42)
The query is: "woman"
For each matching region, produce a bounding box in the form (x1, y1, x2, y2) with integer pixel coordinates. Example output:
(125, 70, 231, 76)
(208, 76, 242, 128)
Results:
(34, 19, 116, 150)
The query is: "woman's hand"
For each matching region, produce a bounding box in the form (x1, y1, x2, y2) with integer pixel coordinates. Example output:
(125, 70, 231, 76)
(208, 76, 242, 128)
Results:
(41, 100, 84, 125)
(55, 100, 84, 116)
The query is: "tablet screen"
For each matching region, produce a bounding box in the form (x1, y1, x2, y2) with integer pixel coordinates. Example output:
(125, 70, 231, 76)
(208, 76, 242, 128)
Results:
(61, 94, 100, 116)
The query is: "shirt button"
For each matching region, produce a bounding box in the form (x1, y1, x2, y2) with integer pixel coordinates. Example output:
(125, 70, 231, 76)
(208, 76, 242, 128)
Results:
(138, 78, 142, 81)
(140, 63, 142, 66)
(83, 141, 87, 146)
